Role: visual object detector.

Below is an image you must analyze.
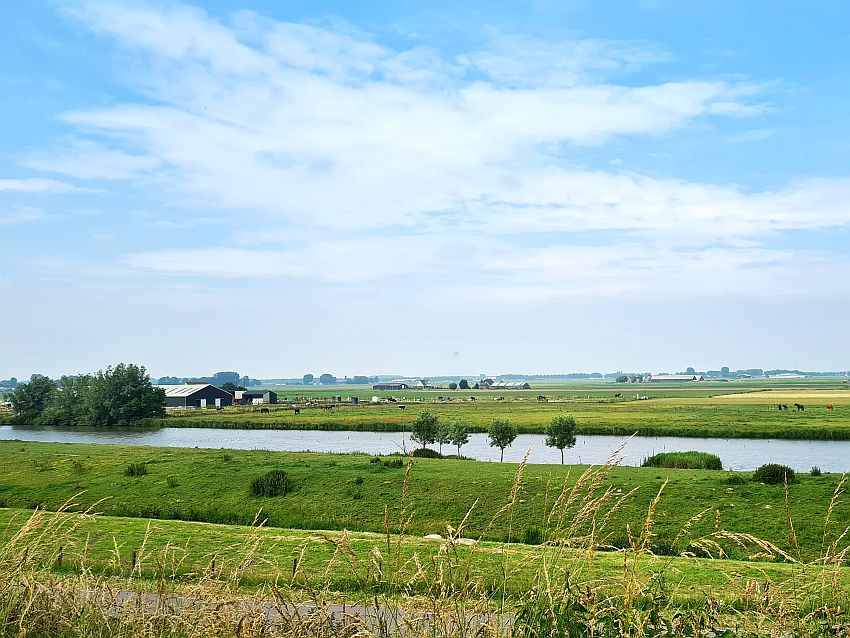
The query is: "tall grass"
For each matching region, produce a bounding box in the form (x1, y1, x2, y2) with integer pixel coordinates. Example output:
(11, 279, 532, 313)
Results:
(1, 451, 849, 637)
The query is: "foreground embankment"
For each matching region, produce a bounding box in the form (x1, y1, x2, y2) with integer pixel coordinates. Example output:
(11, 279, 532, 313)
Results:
(0, 440, 847, 562)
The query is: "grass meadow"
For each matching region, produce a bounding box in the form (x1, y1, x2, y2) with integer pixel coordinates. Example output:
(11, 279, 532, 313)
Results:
(147, 383, 850, 440)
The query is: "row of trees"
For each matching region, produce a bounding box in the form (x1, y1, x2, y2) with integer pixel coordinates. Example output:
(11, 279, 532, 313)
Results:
(409, 412, 577, 463)
(9, 364, 165, 426)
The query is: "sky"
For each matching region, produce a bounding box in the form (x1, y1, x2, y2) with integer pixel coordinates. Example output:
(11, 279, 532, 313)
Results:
(1, 1, 849, 379)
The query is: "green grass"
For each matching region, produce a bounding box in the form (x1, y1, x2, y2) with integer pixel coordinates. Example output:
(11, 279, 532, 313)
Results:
(0, 506, 844, 605)
(0, 441, 847, 562)
(138, 384, 850, 440)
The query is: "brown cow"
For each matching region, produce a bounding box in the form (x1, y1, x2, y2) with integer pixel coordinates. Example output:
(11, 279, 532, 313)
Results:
(827, 404, 834, 411)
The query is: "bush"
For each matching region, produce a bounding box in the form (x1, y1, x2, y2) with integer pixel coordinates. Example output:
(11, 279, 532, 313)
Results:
(222, 453, 233, 462)
(124, 463, 148, 477)
(523, 526, 545, 545)
(753, 463, 796, 485)
(642, 451, 722, 470)
(354, 475, 364, 485)
(411, 448, 442, 459)
(810, 466, 822, 477)
(726, 473, 746, 485)
(369, 456, 382, 464)
(384, 457, 405, 468)
(250, 469, 293, 497)
(166, 476, 179, 488)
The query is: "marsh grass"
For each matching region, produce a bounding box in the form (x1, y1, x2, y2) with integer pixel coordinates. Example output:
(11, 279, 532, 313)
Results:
(1, 451, 849, 637)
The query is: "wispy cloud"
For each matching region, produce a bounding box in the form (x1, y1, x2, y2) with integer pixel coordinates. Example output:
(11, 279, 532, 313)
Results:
(0, 178, 87, 193)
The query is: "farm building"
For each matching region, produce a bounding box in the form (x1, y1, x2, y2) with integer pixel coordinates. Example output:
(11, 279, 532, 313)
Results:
(373, 383, 408, 390)
(649, 374, 704, 382)
(157, 384, 233, 408)
(234, 390, 278, 405)
(490, 381, 531, 390)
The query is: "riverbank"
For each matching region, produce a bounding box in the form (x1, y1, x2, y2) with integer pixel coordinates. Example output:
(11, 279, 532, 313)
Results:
(0, 440, 847, 562)
(149, 390, 850, 440)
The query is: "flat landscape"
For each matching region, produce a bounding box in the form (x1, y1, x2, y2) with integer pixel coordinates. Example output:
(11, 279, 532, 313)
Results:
(134, 382, 850, 440)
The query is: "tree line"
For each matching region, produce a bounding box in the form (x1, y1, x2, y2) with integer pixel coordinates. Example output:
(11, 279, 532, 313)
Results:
(9, 363, 165, 426)
(409, 411, 577, 463)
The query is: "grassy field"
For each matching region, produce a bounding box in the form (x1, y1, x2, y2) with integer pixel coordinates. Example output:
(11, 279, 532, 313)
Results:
(0, 441, 847, 562)
(1, 506, 845, 605)
(142, 383, 850, 440)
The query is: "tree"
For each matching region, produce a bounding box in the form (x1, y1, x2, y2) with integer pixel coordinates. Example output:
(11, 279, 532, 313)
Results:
(545, 414, 577, 464)
(10, 375, 55, 424)
(686, 367, 696, 375)
(319, 373, 336, 385)
(220, 381, 246, 394)
(37, 375, 92, 426)
(448, 382, 458, 390)
(449, 419, 470, 457)
(488, 418, 517, 462)
(81, 363, 165, 426)
(302, 374, 314, 385)
(436, 423, 451, 455)
(458, 379, 470, 389)
(721, 366, 730, 377)
(212, 371, 240, 387)
(410, 411, 440, 450)
(615, 375, 628, 383)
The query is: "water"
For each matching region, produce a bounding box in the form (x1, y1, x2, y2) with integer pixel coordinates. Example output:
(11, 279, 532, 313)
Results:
(1, 425, 847, 472)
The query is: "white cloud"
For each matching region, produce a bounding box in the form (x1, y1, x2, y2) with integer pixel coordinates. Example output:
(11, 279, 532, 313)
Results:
(29, 1, 850, 305)
(0, 207, 46, 224)
(0, 178, 86, 193)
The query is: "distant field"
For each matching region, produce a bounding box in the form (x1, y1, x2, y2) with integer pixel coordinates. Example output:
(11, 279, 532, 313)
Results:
(149, 382, 850, 440)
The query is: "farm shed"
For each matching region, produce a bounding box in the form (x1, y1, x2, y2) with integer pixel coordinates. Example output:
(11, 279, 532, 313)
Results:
(649, 375, 704, 382)
(234, 390, 278, 405)
(158, 384, 233, 408)
(489, 381, 531, 389)
(373, 383, 408, 390)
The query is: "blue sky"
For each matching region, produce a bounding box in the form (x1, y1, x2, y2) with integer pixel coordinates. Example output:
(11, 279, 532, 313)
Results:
(1, 0, 849, 378)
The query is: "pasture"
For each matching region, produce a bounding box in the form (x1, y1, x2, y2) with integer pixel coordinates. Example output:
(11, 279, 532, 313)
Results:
(152, 382, 850, 440)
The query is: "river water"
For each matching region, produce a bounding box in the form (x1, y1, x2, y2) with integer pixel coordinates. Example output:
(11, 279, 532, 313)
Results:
(1, 425, 848, 472)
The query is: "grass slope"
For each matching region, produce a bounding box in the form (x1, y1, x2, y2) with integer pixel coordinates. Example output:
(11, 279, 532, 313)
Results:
(0, 441, 847, 562)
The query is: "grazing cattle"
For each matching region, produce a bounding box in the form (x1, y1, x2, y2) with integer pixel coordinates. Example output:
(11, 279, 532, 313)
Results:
(398, 405, 406, 410)
(293, 407, 301, 415)
(794, 403, 804, 411)
(827, 404, 834, 411)
(614, 393, 622, 398)
(537, 395, 548, 402)
(778, 404, 784, 411)
(259, 407, 270, 414)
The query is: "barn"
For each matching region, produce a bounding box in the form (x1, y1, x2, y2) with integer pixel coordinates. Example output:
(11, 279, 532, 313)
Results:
(235, 390, 278, 405)
(372, 383, 408, 390)
(158, 384, 233, 408)
(649, 374, 704, 383)
(490, 381, 531, 390)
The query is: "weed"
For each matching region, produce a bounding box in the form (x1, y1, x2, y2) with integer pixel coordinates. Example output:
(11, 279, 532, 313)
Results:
(250, 469, 292, 497)
(124, 463, 148, 477)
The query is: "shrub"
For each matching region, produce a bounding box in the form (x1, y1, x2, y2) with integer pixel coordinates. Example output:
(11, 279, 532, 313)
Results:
(354, 475, 364, 485)
(222, 453, 233, 462)
(124, 463, 148, 477)
(753, 463, 796, 485)
(369, 456, 382, 464)
(523, 526, 545, 545)
(384, 457, 405, 468)
(810, 466, 822, 477)
(166, 476, 179, 488)
(642, 451, 722, 470)
(250, 469, 293, 497)
(726, 473, 746, 485)
(411, 448, 442, 459)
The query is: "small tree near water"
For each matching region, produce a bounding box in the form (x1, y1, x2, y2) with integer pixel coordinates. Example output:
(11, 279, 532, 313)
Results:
(488, 418, 517, 462)
(410, 411, 440, 450)
(449, 419, 470, 457)
(544, 414, 577, 464)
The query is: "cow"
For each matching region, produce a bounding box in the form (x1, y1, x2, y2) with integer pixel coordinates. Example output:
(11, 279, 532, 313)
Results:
(398, 405, 406, 410)
(537, 395, 548, 402)
(293, 407, 301, 415)
(794, 403, 804, 411)
(614, 393, 622, 399)
(259, 407, 270, 414)
(827, 404, 834, 411)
